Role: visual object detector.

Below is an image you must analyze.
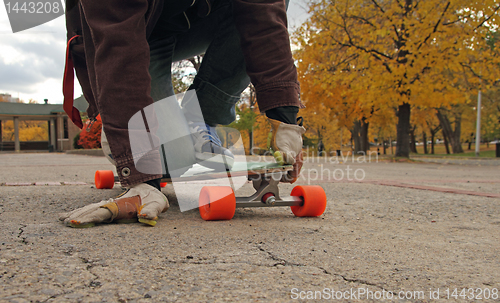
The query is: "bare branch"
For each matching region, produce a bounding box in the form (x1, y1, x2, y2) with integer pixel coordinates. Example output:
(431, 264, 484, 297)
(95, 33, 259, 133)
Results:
(370, 0, 385, 14)
(335, 6, 393, 62)
(474, 4, 500, 31)
(349, 15, 377, 28)
(417, 2, 450, 50)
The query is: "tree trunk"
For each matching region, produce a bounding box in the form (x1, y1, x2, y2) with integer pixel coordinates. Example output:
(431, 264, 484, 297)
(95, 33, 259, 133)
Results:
(452, 114, 463, 153)
(423, 132, 428, 154)
(249, 130, 253, 155)
(427, 123, 441, 155)
(361, 119, 369, 152)
(351, 121, 360, 154)
(443, 130, 450, 154)
(396, 103, 411, 157)
(410, 126, 417, 154)
(467, 132, 474, 150)
(317, 128, 322, 156)
(351, 118, 369, 154)
(436, 109, 464, 154)
(430, 132, 435, 154)
(187, 56, 203, 72)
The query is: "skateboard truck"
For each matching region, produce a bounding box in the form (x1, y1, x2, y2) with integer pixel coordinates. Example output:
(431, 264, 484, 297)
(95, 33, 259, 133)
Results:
(262, 193, 276, 206)
(235, 171, 303, 208)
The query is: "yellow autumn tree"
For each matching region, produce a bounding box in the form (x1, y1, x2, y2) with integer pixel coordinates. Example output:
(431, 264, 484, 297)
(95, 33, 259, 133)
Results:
(296, 0, 500, 157)
(252, 114, 271, 153)
(2, 120, 48, 142)
(370, 105, 397, 154)
(299, 102, 342, 156)
(1, 97, 49, 142)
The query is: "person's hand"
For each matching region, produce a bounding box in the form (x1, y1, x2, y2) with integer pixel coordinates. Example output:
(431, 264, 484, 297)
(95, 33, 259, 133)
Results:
(281, 151, 303, 183)
(58, 199, 115, 227)
(59, 184, 168, 227)
(268, 118, 306, 183)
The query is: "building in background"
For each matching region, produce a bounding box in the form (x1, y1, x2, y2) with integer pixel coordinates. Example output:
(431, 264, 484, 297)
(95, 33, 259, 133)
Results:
(0, 93, 20, 103)
(0, 96, 88, 152)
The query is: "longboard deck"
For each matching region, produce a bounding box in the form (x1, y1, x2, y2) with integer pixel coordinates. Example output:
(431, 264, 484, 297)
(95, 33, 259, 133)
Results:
(162, 162, 293, 182)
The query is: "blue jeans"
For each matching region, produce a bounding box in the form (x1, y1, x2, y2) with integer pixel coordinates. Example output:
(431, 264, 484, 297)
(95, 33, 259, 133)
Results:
(148, 0, 249, 126)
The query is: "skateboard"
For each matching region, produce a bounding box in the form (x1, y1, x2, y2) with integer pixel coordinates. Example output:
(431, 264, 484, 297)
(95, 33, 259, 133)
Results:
(94, 161, 327, 221)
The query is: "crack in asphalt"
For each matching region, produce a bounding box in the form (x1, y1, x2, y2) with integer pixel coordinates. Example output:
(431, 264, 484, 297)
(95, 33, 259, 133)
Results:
(79, 257, 103, 289)
(52, 247, 394, 297)
(35, 254, 104, 302)
(256, 245, 304, 267)
(40, 291, 75, 303)
(257, 245, 397, 294)
(17, 224, 28, 245)
(319, 267, 397, 294)
(163, 245, 306, 268)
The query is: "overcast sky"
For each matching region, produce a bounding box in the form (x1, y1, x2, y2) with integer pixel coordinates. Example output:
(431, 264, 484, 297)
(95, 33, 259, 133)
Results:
(0, 0, 310, 105)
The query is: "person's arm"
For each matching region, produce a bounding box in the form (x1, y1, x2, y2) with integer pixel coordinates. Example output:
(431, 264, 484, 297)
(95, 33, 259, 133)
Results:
(232, 0, 302, 114)
(232, 0, 306, 183)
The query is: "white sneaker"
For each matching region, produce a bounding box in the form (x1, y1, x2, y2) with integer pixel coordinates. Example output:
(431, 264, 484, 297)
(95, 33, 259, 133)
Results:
(189, 122, 234, 169)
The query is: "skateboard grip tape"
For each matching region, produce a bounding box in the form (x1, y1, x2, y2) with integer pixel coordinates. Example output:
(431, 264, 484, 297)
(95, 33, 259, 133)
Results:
(100, 196, 142, 221)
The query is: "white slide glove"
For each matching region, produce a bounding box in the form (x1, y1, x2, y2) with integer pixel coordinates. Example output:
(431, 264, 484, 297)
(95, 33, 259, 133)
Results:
(59, 184, 169, 227)
(268, 118, 306, 183)
(268, 118, 306, 164)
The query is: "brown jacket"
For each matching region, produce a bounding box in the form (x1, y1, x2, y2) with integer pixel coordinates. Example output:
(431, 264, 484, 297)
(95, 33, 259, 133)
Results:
(63, 0, 300, 186)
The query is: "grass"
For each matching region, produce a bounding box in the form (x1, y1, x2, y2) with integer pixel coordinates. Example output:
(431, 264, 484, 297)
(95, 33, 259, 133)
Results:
(350, 143, 498, 158)
(433, 150, 496, 158)
(315, 143, 498, 158)
(417, 144, 496, 158)
(412, 143, 497, 158)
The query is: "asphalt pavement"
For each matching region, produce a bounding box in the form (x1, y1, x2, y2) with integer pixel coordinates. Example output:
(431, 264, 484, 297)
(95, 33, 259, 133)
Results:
(1, 152, 499, 302)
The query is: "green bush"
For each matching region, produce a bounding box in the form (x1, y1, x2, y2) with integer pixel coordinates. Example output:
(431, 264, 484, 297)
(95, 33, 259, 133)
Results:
(73, 133, 83, 149)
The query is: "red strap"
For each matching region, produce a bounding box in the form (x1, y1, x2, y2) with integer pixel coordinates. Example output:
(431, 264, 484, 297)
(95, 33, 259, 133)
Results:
(63, 35, 83, 129)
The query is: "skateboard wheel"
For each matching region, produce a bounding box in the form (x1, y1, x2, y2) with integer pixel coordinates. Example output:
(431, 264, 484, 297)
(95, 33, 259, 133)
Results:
(199, 186, 236, 221)
(95, 170, 115, 189)
(160, 182, 168, 188)
(290, 185, 327, 217)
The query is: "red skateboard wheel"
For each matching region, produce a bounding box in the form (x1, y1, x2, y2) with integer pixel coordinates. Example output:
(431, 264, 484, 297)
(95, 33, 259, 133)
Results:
(290, 185, 327, 217)
(95, 170, 115, 189)
(199, 186, 236, 221)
